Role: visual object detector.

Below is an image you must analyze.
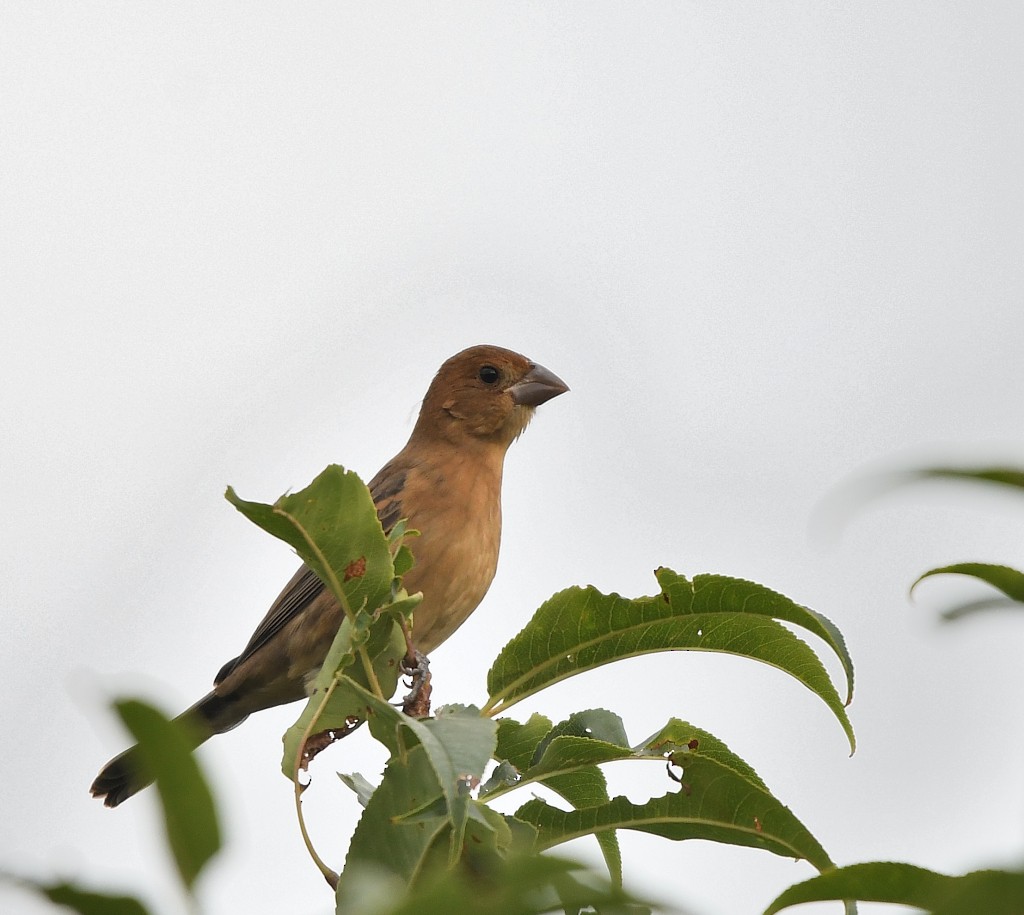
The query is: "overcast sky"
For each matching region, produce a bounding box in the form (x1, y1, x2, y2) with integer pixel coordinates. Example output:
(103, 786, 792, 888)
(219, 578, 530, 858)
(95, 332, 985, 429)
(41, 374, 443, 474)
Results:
(3, 4, 1024, 914)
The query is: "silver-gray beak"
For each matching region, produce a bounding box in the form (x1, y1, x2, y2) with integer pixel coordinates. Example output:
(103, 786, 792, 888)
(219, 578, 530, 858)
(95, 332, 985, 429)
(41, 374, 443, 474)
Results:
(508, 362, 570, 407)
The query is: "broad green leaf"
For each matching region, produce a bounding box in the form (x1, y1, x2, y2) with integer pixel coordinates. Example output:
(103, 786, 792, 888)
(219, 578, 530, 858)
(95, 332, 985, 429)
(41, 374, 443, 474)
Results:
(486, 569, 854, 752)
(113, 699, 220, 891)
(912, 563, 1024, 604)
(226, 464, 394, 618)
(489, 711, 626, 884)
(346, 678, 498, 865)
(338, 743, 447, 899)
(281, 609, 406, 779)
(516, 736, 833, 872)
(763, 861, 1024, 915)
(339, 852, 650, 915)
(532, 708, 630, 764)
(492, 713, 554, 773)
(541, 767, 622, 887)
(1, 876, 151, 915)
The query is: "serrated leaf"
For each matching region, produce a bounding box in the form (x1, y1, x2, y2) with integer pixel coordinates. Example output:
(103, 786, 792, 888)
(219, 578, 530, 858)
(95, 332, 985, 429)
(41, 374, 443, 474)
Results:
(542, 768, 622, 887)
(532, 709, 629, 765)
(226, 464, 394, 618)
(493, 713, 554, 774)
(343, 679, 498, 866)
(516, 743, 833, 872)
(338, 743, 448, 899)
(486, 569, 854, 752)
(912, 563, 1024, 603)
(1, 876, 151, 915)
(763, 861, 1024, 915)
(113, 699, 220, 891)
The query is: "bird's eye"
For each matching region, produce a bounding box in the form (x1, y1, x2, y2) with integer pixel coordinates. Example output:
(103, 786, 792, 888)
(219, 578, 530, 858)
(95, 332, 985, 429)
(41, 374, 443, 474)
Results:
(478, 365, 500, 385)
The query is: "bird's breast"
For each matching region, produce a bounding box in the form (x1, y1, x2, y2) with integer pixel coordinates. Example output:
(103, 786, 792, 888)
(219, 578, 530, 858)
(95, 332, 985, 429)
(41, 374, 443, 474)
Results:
(399, 453, 504, 654)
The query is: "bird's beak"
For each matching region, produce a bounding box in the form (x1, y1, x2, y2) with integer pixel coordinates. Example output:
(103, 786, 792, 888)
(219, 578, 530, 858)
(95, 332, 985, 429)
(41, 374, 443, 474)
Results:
(508, 362, 570, 407)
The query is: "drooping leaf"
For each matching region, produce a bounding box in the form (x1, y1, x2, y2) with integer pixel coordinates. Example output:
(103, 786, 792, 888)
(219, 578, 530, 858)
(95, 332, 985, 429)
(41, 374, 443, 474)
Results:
(337, 743, 448, 899)
(516, 732, 833, 873)
(113, 699, 220, 891)
(1, 876, 151, 915)
(226, 464, 395, 618)
(488, 711, 625, 884)
(763, 861, 1024, 915)
(912, 562, 1024, 604)
(485, 569, 854, 751)
(280, 609, 406, 779)
(345, 678, 498, 866)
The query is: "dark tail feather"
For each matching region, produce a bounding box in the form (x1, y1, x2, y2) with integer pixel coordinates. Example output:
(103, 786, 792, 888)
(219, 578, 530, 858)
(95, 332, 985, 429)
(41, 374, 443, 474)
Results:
(90, 691, 249, 808)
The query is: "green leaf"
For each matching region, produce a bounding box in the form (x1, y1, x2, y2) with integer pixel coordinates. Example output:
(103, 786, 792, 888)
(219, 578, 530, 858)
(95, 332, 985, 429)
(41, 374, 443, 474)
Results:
(226, 464, 394, 618)
(281, 609, 406, 779)
(1, 875, 151, 915)
(343, 678, 498, 867)
(492, 713, 554, 774)
(338, 852, 651, 915)
(763, 861, 1024, 915)
(113, 699, 220, 892)
(338, 771, 377, 808)
(489, 711, 627, 885)
(517, 733, 834, 872)
(338, 743, 448, 897)
(912, 563, 1024, 604)
(485, 569, 854, 752)
(915, 466, 1024, 492)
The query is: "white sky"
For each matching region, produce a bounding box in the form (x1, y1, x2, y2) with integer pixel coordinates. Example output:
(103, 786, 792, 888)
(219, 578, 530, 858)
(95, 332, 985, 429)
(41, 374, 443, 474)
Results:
(3, 3, 1024, 914)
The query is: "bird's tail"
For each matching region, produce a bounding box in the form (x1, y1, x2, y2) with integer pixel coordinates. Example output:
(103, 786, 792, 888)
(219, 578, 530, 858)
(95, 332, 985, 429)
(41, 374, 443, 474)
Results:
(90, 690, 249, 808)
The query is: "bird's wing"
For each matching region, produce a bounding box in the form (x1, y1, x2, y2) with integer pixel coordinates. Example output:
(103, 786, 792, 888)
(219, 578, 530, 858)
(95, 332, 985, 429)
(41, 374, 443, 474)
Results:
(213, 463, 410, 686)
(213, 564, 325, 684)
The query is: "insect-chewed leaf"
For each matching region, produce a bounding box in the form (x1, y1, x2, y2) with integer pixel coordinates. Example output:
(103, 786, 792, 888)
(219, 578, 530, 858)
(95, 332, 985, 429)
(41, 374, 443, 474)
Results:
(763, 861, 1024, 915)
(280, 611, 406, 780)
(516, 739, 833, 873)
(485, 568, 854, 751)
(226, 464, 394, 617)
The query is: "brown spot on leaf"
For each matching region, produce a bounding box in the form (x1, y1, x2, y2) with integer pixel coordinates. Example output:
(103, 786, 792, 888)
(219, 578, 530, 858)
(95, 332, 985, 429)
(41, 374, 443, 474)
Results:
(344, 556, 367, 581)
(754, 816, 762, 833)
(688, 738, 699, 750)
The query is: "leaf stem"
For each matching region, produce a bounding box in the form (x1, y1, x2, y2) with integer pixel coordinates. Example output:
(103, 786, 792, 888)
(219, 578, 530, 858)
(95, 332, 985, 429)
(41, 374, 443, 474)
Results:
(292, 674, 342, 889)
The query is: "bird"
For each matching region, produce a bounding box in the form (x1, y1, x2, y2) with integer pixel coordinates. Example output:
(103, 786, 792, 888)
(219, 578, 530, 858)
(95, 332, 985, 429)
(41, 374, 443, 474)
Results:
(90, 344, 568, 807)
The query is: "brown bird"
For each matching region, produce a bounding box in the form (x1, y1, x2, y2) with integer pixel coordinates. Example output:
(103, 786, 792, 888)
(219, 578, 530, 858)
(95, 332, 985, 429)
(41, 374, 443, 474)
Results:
(91, 345, 568, 807)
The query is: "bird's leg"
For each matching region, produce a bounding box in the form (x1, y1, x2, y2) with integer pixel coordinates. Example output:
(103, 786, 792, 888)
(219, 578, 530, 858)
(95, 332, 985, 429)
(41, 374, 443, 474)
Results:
(401, 649, 431, 718)
(398, 616, 432, 717)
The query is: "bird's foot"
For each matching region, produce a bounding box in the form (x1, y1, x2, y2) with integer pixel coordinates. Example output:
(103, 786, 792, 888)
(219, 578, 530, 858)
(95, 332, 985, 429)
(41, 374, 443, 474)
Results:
(401, 649, 432, 718)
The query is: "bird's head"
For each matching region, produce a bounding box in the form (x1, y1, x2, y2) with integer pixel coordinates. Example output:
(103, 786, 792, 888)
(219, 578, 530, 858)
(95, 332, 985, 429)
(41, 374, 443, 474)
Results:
(414, 345, 569, 447)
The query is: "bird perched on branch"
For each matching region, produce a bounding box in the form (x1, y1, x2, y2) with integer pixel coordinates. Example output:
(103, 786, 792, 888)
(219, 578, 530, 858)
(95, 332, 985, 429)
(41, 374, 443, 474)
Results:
(91, 344, 568, 807)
